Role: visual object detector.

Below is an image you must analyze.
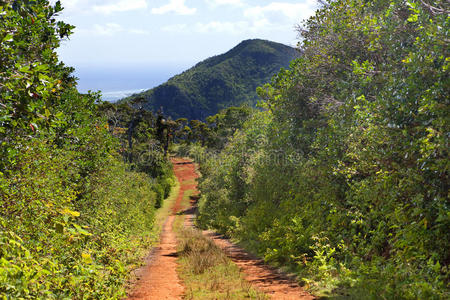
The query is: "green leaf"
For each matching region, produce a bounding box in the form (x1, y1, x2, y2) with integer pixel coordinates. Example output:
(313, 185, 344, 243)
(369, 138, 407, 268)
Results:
(34, 64, 49, 72)
(73, 224, 92, 236)
(2, 33, 13, 42)
(407, 14, 418, 22)
(61, 207, 80, 217)
(18, 65, 31, 73)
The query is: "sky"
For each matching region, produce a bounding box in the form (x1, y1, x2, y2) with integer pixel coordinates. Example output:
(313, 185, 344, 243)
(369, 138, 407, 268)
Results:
(55, 0, 319, 99)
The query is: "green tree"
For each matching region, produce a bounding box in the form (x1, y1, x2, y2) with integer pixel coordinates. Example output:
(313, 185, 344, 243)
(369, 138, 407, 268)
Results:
(198, 0, 449, 298)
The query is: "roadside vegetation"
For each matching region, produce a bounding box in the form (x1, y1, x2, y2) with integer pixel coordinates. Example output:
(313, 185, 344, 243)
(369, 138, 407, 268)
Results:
(184, 0, 449, 298)
(0, 1, 173, 298)
(1, 0, 448, 298)
(173, 183, 266, 299)
(177, 228, 267, 300)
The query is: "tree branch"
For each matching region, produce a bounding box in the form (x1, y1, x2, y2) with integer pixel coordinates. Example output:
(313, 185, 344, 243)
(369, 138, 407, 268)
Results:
(420, 0, 450, 15)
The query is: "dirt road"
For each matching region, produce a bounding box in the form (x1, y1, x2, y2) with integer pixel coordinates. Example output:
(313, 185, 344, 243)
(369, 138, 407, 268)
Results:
(128, 158, 314, 299)
(127, 158, 194, 300)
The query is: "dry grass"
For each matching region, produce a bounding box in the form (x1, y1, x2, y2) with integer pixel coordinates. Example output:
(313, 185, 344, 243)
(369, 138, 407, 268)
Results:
(176, 221, 267, 299)
(179, 228, 228, 274)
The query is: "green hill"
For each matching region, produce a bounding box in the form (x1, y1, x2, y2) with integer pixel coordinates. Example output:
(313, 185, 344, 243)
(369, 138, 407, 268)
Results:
(122, 39, 300, 120)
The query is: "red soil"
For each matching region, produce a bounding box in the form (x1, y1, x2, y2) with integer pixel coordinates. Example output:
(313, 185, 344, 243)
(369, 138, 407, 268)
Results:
(127, 158, 195, 300)
(128, 158, 314, 300)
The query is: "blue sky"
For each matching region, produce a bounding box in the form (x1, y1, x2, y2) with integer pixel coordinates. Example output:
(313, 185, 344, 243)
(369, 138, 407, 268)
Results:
(55, 0, 319, 97)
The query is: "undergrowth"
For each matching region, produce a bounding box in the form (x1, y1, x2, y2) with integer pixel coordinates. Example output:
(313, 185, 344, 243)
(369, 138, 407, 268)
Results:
(174, 187, 267, 299)
(177, 228, 267, 300)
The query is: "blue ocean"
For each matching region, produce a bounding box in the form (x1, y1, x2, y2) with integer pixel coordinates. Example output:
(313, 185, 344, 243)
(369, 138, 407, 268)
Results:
(73, 64, 188, 102)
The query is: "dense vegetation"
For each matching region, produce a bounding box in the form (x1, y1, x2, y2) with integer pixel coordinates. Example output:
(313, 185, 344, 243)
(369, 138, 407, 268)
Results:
(122, 39, 299, 120)
(1, 0, 448, 298)
(0, 1, 172, 298)
(175, 105, 254, 151)
(195, 0, 449, 298)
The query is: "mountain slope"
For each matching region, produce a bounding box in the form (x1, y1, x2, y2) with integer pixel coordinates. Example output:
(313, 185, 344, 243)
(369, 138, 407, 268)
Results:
(122, 39, 300, 120)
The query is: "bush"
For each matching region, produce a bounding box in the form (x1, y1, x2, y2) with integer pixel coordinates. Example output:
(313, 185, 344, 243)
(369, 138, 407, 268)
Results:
(0, 136, 160, 298)
(0, 1, 174, 297)
(197, 0, 449, 298)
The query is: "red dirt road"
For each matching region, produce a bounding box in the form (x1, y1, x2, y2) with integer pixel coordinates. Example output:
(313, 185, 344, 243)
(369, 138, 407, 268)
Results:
(128, 214, 183, 300)
(127, 158, 195, 300)
(128, 158, 314, 300)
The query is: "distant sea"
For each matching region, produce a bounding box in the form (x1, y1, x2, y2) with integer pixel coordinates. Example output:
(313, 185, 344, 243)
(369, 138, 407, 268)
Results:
(73, 64, 187, 102)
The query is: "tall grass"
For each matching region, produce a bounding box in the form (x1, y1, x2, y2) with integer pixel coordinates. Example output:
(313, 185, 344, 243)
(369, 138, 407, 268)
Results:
(173, 187, 267, 299)
(177, 228, 267, 300)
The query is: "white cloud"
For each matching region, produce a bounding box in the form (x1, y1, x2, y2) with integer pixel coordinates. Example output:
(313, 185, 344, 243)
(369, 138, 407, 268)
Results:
(85, 23, 149, 36)
(163, 21, 249, 34)
(171, 1, 318, 35)
(162, 23, 189, 32)
(205, 0, 244, 7)
(194, 21, 248, 34)
(152, 0, 197, 15)
(55, 0, 89, 15)
(244, 1, 317, 26)
(92, 23, 124, 36)
(93, 0, 148, 14)
(56, 0, 148, 15)
(161, 1, 316, 35)
(129, 29, 151, 35)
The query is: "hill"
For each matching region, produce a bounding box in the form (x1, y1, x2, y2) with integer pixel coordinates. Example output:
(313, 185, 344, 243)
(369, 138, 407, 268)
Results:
(121, 39, 300, 120)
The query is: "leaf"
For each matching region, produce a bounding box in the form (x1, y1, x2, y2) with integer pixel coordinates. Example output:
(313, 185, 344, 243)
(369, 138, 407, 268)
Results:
(55, 223, 64, 233)
(60, 207, 80, 217)
(18, 65, 31, 73)
(34, 64, 49, 72)
(81, 252, 93, 264)
(407, 14, 418, 22)
(73, 224, 91, 236)
(2, 33, 13, 42)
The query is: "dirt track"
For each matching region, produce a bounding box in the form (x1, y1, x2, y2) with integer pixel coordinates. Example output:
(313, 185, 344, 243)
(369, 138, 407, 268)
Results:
(127, 158, 194, 300)
(128, 158, 314, 299)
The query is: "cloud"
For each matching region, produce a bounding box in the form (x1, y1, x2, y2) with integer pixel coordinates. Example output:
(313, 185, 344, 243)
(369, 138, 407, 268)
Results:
(56, 0, 148, 15)
(93, 0, 148, 14)
(161, 1, 317, 35)
(205, 0, 244, 7)
(129, 29, 151, 35)
(162, 23, 189, 32)
(92, 23, 124, 36)
(165, 1, 317, 35)
(244, 1, 318, 26)
(163, 21, 248, 34)
(54, 0, 88, 15)
(194, 21, 248, 34)
(152, 0, 197, 15)
(84, 23, 149, 36)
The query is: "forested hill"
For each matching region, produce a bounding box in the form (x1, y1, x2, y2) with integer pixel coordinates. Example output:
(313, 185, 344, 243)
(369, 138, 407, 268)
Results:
(121, 39, 299, 120)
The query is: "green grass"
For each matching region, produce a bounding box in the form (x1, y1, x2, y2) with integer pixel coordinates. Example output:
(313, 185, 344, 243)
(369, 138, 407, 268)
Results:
(174, 189, 267, 299)
(153, 179, 180, 237)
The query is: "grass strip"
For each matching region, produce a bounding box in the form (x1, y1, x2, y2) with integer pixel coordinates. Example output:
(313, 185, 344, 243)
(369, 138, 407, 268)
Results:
(174, 190, 267, 300)
(152, 178, 180, 240)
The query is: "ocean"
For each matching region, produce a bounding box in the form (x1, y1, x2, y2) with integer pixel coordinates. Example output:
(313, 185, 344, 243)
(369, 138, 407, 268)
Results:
(73, 64, 188, 102)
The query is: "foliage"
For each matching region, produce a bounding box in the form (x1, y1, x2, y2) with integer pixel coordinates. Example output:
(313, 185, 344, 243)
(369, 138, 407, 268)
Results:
(197, 0, 449, 298)
(0, 137, 158, 298)
(0, 1, 173, 298)
(177, 228, 267, 300)
(174, 105, 254, 160)
(0, 0, 75, 140)
(174, 189, 267, 300)
(97, 101, 174, 207)
(122, 39, 299, 120)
